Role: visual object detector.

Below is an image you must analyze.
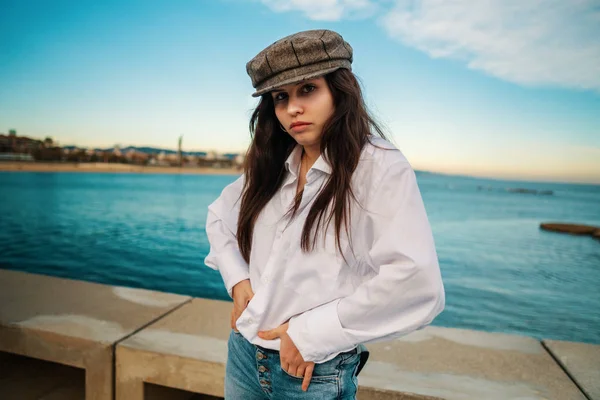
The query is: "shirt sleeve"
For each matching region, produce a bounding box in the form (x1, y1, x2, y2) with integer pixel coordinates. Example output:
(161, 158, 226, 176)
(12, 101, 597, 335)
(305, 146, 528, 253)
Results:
(286, 161, 445, 363)
(204, 175, 250, 299)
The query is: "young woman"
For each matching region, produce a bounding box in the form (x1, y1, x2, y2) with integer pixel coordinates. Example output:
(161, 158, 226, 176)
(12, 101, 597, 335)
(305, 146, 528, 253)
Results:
(205, 29, 445, 399)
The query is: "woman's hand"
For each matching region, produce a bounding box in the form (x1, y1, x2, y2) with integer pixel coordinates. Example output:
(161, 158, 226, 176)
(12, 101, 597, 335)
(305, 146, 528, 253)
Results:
(231, 279, 254, 332)
(258, 322, 315, 392)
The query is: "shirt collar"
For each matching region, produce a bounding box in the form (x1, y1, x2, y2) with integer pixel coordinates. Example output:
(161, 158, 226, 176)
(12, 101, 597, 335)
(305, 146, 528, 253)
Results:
(284, 145, 303, 177)
(284, 144, 332, 176)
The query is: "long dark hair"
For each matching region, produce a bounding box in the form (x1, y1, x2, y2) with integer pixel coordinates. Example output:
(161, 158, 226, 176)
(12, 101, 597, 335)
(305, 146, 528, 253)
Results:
(237, 68, 387, 263)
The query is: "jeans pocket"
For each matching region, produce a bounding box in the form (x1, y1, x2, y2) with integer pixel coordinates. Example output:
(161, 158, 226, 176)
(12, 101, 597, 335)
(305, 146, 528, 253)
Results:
(228, 329, 244, 351)
(340, 352, 361, 367)
(281, 364, 340, 382)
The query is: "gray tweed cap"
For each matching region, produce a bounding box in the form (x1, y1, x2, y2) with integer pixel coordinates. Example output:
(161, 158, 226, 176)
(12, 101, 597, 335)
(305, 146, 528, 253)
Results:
(246, 29, 353, 97)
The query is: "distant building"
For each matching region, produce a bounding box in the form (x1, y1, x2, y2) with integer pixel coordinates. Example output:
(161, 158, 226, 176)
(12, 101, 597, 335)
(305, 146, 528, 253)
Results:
(187, 155, 200, 166)
(234, 154, 245, 167)
(0, 134, 9, 152)
(0, 153, 35, 161)
(125, 149, 149, 164)
(0, 132, 43, 154)
(153, 151, 170, 166)
(178, 136, 183, 167)
(164, 153, 179, 166)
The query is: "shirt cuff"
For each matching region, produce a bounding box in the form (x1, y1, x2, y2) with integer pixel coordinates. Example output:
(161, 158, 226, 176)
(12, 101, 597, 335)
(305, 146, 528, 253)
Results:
(212, 250, 249, 299)
(286, 299, 356, 363)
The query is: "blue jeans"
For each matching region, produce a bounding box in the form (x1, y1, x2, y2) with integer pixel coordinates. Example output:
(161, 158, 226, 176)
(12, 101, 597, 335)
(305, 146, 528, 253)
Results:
(225, 330, 363, 399)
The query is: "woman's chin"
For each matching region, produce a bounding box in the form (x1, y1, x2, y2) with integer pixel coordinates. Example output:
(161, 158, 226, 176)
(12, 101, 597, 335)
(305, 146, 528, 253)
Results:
(291, 133, 321, 147)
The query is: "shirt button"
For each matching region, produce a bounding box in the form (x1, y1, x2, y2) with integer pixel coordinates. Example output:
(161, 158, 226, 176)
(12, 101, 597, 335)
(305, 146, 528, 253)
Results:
(248, 318, 253, 324)
(258, 366, 268, 373)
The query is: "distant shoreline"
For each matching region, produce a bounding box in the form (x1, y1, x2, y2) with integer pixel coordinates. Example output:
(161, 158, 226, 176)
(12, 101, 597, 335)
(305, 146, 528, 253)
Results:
(0, 162, 242, 175)
(1, 161, 598, 186)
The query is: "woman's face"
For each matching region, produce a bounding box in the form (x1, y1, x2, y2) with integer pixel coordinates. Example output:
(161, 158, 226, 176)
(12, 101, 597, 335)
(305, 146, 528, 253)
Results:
(271, 77, 335, 148)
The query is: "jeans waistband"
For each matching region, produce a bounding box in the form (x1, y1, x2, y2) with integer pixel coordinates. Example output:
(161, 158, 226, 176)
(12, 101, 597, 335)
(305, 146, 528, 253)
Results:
(255, 344, 358, 355)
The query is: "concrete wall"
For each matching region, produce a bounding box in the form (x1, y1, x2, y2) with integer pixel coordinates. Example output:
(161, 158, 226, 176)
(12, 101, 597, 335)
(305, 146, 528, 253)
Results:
(1, 270, 597, 400)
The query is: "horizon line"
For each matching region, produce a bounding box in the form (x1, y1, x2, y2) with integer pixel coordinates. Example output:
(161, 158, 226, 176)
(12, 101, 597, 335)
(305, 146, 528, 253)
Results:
(3, 132, 599, 186)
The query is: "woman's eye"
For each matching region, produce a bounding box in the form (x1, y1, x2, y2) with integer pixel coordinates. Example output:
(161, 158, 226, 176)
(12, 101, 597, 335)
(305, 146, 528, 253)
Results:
(302, 84, 316, 94)
(274, 93, 288, 102)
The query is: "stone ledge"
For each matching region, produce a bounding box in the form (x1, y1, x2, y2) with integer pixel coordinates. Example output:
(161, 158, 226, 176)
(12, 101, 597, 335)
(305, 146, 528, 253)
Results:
(117, 297, 588, 400)
(0, 269, 191, 400)
(1, 270, 595, 400)
(361, 327, 586, 399)
(0, 352, 84, 400)
(543, 339, 600, 400)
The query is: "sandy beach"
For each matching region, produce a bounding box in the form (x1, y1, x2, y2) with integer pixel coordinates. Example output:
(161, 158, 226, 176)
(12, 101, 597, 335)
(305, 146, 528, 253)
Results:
(0, 162, 242, 175)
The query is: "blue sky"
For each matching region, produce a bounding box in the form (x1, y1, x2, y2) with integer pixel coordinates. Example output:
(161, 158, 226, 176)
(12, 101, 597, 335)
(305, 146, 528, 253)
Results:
(1, 0, 599, 183)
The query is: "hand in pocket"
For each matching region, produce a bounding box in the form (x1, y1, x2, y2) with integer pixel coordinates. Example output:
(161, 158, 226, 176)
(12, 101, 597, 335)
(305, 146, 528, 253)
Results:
(231, 279, 254, 331)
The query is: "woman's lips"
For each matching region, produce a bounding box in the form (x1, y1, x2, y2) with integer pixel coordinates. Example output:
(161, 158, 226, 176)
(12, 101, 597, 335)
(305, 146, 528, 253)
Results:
(290, 123, 311, 133)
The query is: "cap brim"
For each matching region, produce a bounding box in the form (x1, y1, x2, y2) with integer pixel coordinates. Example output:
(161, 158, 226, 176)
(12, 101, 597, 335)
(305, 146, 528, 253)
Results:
(251, 65, 346, 97)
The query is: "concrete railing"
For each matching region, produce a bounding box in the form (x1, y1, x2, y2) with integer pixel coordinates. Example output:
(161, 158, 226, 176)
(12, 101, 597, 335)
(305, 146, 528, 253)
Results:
(0, 269, 598, 400)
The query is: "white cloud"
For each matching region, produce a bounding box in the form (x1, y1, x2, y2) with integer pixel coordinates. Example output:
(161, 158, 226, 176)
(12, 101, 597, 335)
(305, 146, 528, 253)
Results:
(380, 0, 600, 91)
(260, 0, 376, 21)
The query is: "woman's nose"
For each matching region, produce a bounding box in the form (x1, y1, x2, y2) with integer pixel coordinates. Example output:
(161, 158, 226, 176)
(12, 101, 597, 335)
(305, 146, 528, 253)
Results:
(286, 96, 303, 116)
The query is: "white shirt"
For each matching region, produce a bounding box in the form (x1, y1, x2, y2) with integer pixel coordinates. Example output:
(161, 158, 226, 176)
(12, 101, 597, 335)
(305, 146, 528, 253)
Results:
(205, 137, 445, 363)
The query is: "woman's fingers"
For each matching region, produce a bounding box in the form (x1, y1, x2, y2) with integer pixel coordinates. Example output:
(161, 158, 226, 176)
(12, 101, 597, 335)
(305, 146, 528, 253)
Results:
(231, 289, 255, 332)
(231, 302, 249, 332)
(230, 284, 255, 333)
(302, 363, 314, 391)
